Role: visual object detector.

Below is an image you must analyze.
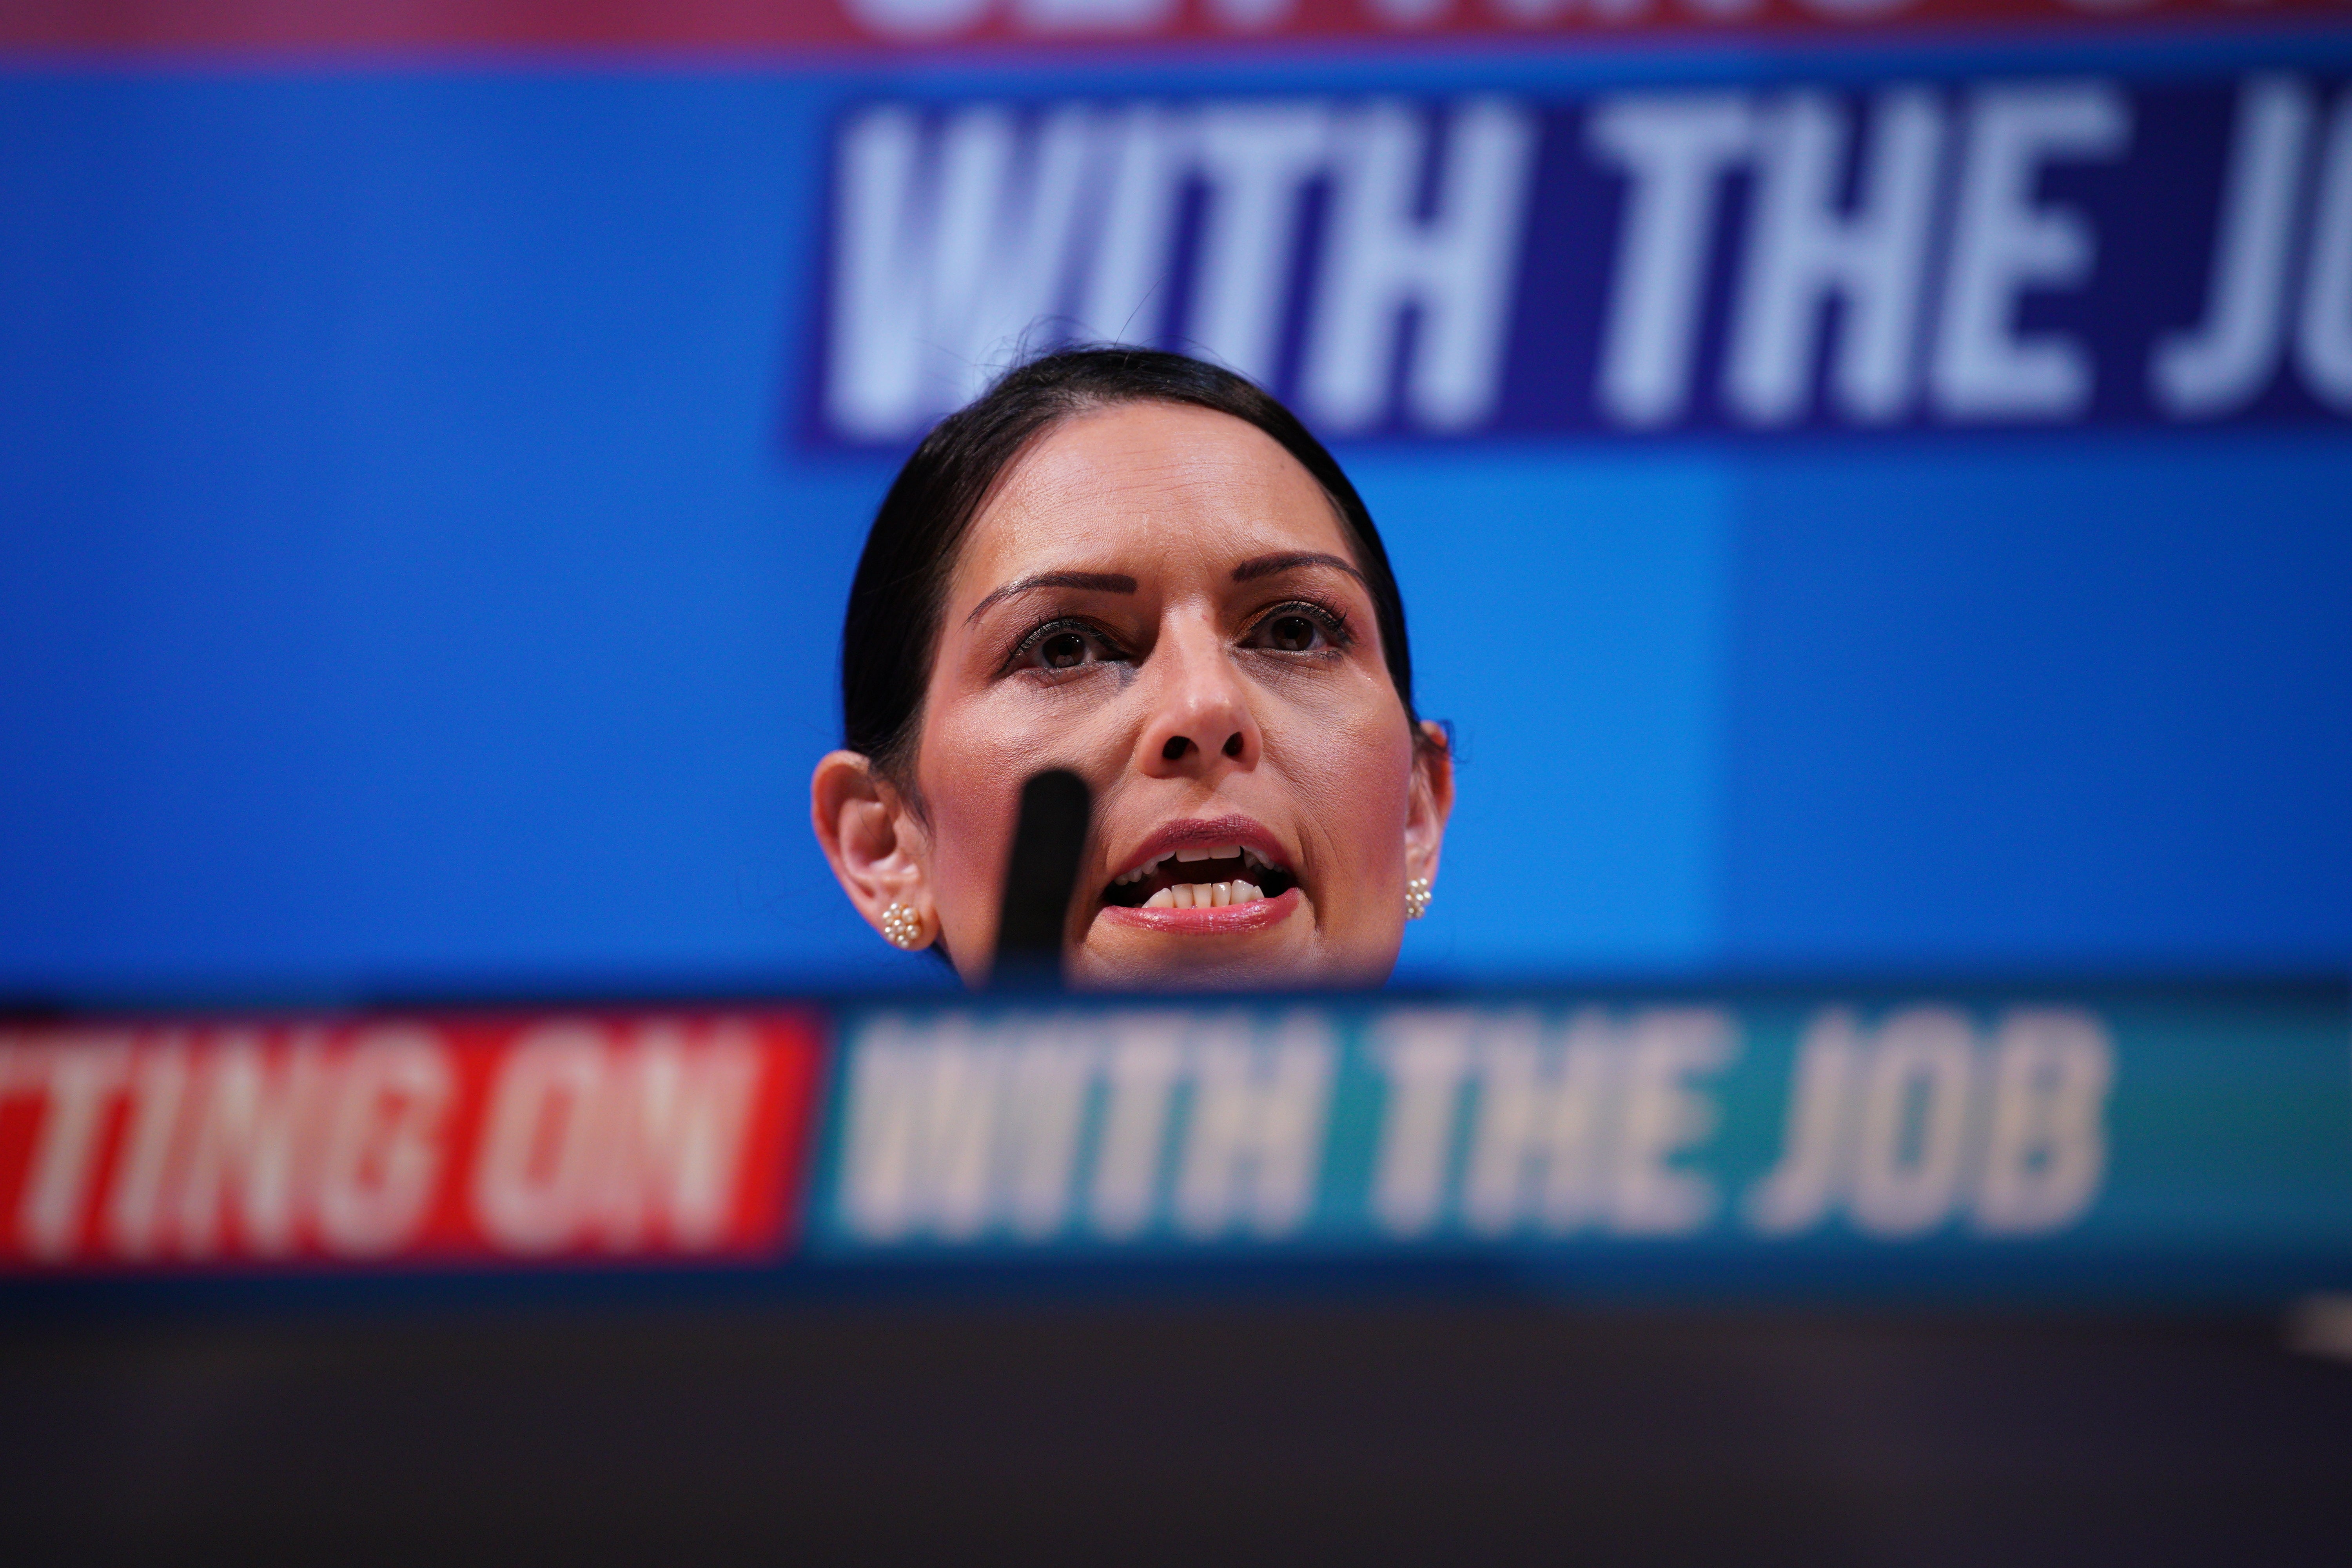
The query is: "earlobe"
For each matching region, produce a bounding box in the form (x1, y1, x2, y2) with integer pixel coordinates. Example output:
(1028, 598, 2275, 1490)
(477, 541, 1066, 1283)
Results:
(810, 750, 935, 949)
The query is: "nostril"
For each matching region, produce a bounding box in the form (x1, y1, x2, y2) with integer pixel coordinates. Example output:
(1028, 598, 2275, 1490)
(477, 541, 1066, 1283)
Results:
(1223, 732, 1244, 758)
(1162, 736, 1192, 762)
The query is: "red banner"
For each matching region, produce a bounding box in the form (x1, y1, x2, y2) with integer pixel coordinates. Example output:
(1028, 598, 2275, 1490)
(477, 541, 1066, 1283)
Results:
(0, 0, 2340, 52)
(0, 1011, 824, 1270)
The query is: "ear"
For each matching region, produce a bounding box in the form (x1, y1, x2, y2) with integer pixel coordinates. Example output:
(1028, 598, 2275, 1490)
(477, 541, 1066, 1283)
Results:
(1404, 720, 1454, 889)
(811, 750, 934, 949)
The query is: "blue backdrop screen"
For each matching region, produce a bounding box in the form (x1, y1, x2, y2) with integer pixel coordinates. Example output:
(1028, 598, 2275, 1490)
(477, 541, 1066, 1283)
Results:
(2, 36, 2348, 1001)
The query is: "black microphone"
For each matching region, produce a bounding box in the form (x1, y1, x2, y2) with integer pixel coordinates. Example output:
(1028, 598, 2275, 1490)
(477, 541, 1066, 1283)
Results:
(990, 768, 1093, 990)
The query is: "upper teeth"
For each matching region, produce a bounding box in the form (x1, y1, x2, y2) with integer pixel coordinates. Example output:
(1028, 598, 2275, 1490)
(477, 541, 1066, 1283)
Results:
(1112, 845, 1273, 885)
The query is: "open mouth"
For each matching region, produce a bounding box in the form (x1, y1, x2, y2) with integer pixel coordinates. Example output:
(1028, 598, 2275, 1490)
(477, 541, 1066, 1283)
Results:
(1101, 843, 1299, 911)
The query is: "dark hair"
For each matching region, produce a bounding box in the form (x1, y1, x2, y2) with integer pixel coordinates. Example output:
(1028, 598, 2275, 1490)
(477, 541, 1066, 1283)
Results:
(840, 347, 1419, 777)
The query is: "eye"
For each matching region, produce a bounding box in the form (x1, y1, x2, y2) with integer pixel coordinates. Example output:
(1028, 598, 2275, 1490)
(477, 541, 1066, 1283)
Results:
(1264, 613, 1322, 652)
(1244, 601, 1348, 654)
(1011, 619, 1125, 675)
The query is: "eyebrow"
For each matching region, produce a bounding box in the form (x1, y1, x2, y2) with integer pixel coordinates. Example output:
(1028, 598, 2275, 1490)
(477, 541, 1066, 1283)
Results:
(1231, 551, 1366, 586)
(964, 571, 1138, 626)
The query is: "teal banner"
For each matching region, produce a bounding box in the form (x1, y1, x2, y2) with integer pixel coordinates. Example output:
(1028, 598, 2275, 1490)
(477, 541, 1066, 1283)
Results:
(809, 987, 2352, 1298)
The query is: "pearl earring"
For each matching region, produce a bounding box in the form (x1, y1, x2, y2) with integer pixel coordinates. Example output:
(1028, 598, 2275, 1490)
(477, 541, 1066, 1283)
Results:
(880, 902, 924, 949)
(1405, 877, 1432, 921)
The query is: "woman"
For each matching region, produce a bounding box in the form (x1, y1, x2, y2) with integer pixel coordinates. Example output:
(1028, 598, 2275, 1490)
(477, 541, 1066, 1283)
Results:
(811, 348, 1451, 991)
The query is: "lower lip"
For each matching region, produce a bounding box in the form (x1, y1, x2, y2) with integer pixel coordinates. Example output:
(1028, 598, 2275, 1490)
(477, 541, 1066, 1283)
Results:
(1093, 886, 1303, 937)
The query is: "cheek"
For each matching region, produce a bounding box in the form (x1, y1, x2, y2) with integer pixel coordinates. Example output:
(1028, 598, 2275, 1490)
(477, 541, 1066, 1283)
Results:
(916, 708, 1025, 895)
(1273, 691, 1416, 900)
(916, 688, 1118, 915)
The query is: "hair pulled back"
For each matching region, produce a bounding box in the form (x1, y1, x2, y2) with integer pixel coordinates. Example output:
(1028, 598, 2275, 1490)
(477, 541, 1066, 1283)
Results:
(840, 347, 1418, 777)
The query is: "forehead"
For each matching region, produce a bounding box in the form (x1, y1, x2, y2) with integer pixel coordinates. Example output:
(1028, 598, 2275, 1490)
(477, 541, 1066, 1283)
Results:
(951, 401, 1356, 593)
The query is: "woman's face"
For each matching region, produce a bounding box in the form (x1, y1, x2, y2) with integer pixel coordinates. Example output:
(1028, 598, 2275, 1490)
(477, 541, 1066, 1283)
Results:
(831, 400, 1450, 990)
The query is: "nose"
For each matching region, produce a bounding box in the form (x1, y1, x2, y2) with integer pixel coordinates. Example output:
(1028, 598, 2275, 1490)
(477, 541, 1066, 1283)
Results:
(1136, 619, 1261, 777)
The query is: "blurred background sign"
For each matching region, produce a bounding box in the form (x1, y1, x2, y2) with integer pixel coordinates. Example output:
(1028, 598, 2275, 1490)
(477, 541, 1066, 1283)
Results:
(4, 0, 2348, 47)
(813, 81, 2352, 441)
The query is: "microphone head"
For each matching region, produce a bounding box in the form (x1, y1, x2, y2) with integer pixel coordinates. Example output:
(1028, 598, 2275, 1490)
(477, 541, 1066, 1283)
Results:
(991, 768, 1093, 989)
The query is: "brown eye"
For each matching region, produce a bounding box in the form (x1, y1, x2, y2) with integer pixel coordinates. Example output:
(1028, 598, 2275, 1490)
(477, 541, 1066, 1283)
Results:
(1267, 614, 1321, 652)
(1040, 630, 1090, 668)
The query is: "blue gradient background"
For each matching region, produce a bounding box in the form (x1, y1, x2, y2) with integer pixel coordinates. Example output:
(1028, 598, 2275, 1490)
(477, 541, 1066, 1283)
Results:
(1, 60, 2346, 1001)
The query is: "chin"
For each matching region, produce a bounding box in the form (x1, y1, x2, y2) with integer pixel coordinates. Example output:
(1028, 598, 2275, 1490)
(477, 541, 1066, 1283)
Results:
(1069, 915, 1397, 993)
(1069, 948, 1300, 993)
